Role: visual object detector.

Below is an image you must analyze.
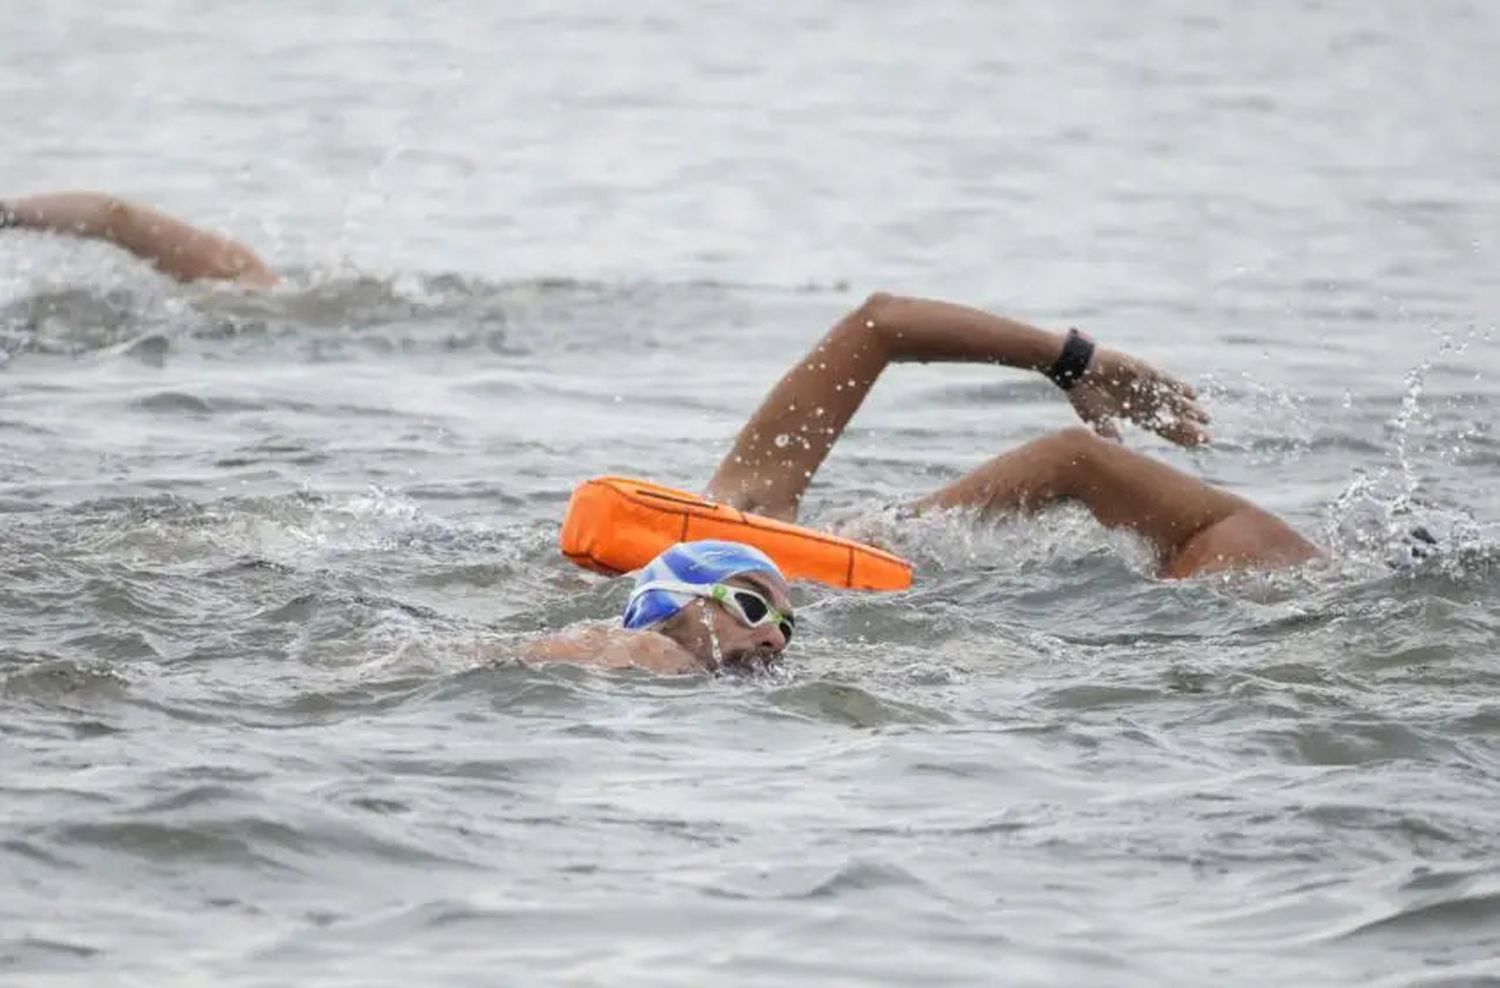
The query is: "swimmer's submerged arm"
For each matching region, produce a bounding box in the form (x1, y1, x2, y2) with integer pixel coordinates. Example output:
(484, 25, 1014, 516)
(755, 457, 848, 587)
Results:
(519, 626, 702, 673)
(1, 191, 276, 286)
(706, 293, 1208, 521)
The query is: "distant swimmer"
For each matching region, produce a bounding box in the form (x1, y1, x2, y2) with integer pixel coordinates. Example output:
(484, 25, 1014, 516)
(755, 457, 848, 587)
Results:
(2, 193, 1321, 670)
(0, 191, 275, 287)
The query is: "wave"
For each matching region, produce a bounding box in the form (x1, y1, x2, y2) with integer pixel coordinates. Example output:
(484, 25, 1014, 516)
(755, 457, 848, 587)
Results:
(0, 269, 855, 363)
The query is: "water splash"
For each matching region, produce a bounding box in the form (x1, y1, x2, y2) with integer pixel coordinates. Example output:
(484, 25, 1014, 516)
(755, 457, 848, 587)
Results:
(1323, 329, 1498, 574)
(699, 603, 724, 671)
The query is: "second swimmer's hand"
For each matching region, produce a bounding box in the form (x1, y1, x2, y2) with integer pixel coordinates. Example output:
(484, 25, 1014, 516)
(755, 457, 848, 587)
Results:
(1066, 347, 1210, 447)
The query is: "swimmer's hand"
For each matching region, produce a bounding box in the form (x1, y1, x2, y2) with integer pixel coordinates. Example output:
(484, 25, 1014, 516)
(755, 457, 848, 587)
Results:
(1066, 347, 1210, 447)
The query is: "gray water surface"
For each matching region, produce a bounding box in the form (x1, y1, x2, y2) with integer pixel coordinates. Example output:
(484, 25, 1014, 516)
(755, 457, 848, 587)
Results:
(4, 3, 1500, 985)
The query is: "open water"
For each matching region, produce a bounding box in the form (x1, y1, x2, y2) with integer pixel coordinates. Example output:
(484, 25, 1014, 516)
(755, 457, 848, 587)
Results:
(3, 2, 1500, 985)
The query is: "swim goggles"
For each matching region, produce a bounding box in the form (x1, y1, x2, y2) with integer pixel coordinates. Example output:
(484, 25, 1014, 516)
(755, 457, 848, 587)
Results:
(629, 580, 795, 642)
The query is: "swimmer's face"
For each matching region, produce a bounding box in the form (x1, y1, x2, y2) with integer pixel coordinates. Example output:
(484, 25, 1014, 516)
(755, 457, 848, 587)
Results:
(663, 571, 795, 672)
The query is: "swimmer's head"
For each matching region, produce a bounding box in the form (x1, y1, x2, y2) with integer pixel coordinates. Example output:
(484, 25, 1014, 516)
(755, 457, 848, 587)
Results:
(622, 540, 794, 671)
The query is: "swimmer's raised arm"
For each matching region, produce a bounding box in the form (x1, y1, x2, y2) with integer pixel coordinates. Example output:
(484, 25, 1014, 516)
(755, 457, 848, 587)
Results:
(1, 191, 276, 287)
(706, 292, 1209, 521)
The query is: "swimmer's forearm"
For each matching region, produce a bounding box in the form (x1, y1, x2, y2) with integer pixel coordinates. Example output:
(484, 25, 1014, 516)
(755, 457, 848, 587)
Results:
(5, 192, 129, 239)
(2, 191, 276, 286)
(863, 294, 1066, 371)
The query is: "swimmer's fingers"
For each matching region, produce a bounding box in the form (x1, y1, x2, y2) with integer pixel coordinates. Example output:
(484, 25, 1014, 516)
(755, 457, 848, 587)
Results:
(1090, 416, 1123, 442)
(1141, 370, 1211, 447)
(1068, 352, 1210, 447)
(1065, 383, 1125, 442)
(1136, 390, 1211, 447)
(1152, 370, 1205, 414)
(1155, 413, 1210, 448)
(1154, 369, 1199, 402)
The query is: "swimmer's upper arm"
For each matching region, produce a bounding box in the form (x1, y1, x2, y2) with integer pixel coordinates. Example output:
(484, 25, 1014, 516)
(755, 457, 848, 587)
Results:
(707, 294, 898, 521)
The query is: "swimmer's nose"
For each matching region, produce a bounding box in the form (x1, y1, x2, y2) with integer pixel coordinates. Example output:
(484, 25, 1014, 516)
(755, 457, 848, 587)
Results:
(755, 623, 789, 654)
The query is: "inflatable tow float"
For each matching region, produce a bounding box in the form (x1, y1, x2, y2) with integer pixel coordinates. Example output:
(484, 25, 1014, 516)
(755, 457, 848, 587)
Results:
(559, 476, 912, 591)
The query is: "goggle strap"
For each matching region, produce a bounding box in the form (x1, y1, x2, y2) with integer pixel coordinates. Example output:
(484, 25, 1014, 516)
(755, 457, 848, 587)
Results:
(627, 579, 788, 629)
(625, 579, 718, 609)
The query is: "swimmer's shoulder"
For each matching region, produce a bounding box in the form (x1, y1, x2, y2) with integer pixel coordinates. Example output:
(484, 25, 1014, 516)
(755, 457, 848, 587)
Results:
(521, 621, 700, 674)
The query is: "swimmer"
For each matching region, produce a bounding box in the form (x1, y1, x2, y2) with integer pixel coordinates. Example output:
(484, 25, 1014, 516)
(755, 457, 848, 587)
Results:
(0, 191, 275, 287)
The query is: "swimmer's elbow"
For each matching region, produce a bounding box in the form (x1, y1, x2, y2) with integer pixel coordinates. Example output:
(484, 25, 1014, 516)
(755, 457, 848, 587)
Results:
(854, 291, 901, 327)
(846, 291, 910, 356)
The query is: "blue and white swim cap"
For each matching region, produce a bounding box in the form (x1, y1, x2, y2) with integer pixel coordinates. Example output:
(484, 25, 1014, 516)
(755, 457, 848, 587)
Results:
(622, 540, 783, 630)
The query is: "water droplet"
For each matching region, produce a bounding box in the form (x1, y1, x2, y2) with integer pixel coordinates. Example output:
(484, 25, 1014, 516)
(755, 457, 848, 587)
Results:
(699, 605, 722, 670)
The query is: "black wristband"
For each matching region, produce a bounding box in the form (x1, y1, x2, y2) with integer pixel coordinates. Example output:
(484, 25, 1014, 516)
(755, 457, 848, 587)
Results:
(1045, 328, 1094, 390)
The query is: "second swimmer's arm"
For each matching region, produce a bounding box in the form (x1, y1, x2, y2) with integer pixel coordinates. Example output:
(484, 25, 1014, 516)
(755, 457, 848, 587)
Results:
(1, 191, 276, 287)
(705, 292, 1208, 521)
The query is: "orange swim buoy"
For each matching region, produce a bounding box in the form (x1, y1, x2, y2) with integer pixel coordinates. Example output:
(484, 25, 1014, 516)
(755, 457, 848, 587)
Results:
(559, 476, 913, 591)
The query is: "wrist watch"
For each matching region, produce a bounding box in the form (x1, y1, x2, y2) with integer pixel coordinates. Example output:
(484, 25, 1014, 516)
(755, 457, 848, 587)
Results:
(1046, 328, 1095, 390)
